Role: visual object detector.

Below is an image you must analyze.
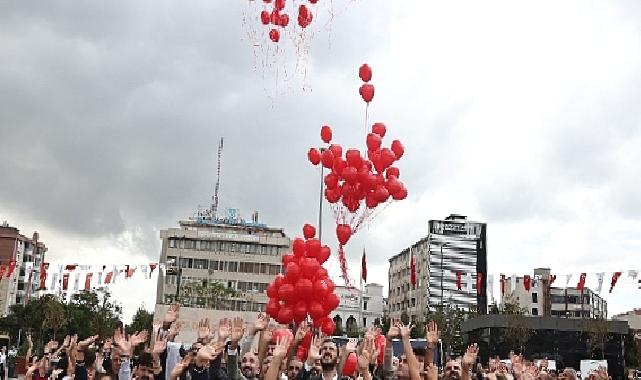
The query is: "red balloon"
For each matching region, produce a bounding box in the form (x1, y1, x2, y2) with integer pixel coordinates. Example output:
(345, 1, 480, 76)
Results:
(277, 305, 293, 324)
(309, 0, 318, 3)
(267, 282, 279, 298)
(272, 328, 294, 344)
(332, 157, 347, 176)
(303, 224, 316, 239)
(366, 133, 382, 151)
(274, 274, 285, 288)
(293, 301, 308, 323)
(312, 317, 323, 328)
(260, 11, 270, 25)
(278, 283, 296, 303)
(324, 188, 341, 203)
(372, 122, 386, 137)
(298, 5, 312, 28)
(301, 331, 312, 349)
(370, 149, 384, 173)
(343, 353, 357, 376)
(300, 258, 320, 279)
(317, 246, 331, 264)
(380, 148, 396, 170)
(285, 262, 300, 283)
(345, 149, 362, 168)
(315, 267, 329, 280)
(320, 318, 335, 336)
(391, 185, 407, 200)
(385, 177, 402, 196)
(325, 279, 335, 293)
(308, 301, 325, 320)
(269, 28, 280, 43)
(342, 166, 358, 184)
(324, 173, 339, 189)
(313, 279, 329, 299)
(323, 292, 340, 312)
(275, 0, 286, 11)
(320, 125, 332, 143)
(391, 139, 405, 159)
(386, 166, 400, 179)
(359, 64, 372, 82)
(305, 238, 321, 258)
(295, 278, 314, 299)
(266, 298, 280, 317)
(263, 0, 272, 3)
(321, 149, 334, 169)
(279, 14, 289, 27)
(336, 224, 352, 245)
(374, 185, 390, 203)
(282, 253, 295, 267)
(365, 191, 378, 209)
(270, 10, 280, 24)
(308, 148, 321, 165)
(292, 238, 306, 257)
(359, 84, 375, 103)
(329, 144, 343, 160)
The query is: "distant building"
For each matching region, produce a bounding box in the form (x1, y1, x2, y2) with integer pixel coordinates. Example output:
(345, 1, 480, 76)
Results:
(154, 208, 290, 341)
(612, 308, 641, 331)
(331, 283, 385, 334)
(503, 269, 607, 319)
(0, 222, 47, 315)
(388, 214, 488, 321)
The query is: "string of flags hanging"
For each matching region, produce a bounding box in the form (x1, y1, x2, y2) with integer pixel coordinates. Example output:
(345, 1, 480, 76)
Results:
(0, 260, 164, 293)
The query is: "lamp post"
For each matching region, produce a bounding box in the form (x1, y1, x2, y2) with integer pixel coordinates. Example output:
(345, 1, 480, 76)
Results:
(318, 147, 326, 241)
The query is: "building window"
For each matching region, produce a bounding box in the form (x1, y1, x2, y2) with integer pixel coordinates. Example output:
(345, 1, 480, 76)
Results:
(532, 293, 538, 303)
(193, 259, 209, 270)
(364, 302, 368, 311)
(169, 239, 177, 248)
(531, 308, 538, 316)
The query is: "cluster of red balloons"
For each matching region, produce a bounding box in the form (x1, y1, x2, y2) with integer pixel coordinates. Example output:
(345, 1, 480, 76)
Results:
(265, 223, 339, 336)
(259, 0, 318, 43)
(260, 0, 290, 43)
(307, 123, 407, 237)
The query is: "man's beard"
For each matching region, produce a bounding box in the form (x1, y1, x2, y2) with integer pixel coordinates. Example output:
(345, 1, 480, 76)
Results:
(443, 371, 461, 380)
(241, 367, 256, 378)
(320, 354, 337, 371)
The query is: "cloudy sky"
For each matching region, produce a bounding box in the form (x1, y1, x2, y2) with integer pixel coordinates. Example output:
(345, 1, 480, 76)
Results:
(2, 0, 641, 322)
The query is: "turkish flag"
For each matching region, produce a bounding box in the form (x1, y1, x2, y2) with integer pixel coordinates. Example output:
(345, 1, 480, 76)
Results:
(549, 274, 557, 285)
(609, 272, 622, 293)
(39, 263, 49, 290)
(500, 274, 506, 295)
(7, 259, 16, 278)
(476, 273, 484, 295)
(456, 271, 462, 290)
(577, 273, 587, 291)
(410, 252, 417, 286)
(361, 250, 367, 283)
(524, 275, 531, 291)
(104, 271, 113, 284)
(85, 273, 93, 291)
(63, 273, 70, 290)
(150, 263, 158, 273)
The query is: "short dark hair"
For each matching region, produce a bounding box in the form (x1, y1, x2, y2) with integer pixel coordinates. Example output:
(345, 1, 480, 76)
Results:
(138, 352, 154, 367)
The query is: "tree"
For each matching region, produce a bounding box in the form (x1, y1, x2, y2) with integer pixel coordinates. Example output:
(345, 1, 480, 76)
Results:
(581, 318, 609, 360)
(180, 281, 238, 309)
(425, 305, 469, 357)
(504, 314, 532, 354)
(128, 306, 154, 335)
(623, 331, 639, 370)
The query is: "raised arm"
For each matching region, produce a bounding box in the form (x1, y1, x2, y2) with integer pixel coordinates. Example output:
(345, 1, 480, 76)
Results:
(399, 322, 420, 380)
(460, 344, 479, 380)
(266, 335, 291, 380)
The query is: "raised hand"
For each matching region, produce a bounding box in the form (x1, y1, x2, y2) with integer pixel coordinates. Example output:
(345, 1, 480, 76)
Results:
(218, 318, 232, 342)
(231, 317, 245, 343)
(164, 303, 180, 326)
(295, 321, 310, 343)
(103, 338, 113, 352)
(272, 335, 291, 359)
(197, 341, 224, 362)
(152, 330, 168, 356)
(171, 353, 193, 379)
(168, 321, 181, 341)
(357, 335, 374, 370)
(253, 312, 269, 333)
(399, 322, 413, 339)
(79, 335, 99, 349)
(425, 320, 439, 347)
(461, 344, 478, 369)
(113, 328, 131, 355)
(387, 319, 400, 339)
(130, 330, 149, 347)
(27, 334, 33, 348)
(198, 318, 212, 342)
(62, 335, 71, 349)
(307, 334, 323, 364)
(425, 362, 438, 380)
(95, 352, 105, 371)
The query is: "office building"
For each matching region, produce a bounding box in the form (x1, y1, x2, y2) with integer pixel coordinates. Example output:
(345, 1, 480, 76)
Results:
(503, 269, 607, 319)
(612, 308, 641, 331)
(388, 214, 488, 321)
(154, 208, 290, 341)
(0, 222, 47, 315)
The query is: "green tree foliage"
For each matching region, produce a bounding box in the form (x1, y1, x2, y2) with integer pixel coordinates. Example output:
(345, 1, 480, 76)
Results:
(623, 331, 639, 369)
(127, 306, 154, 335)
(0, 288, 122, 354)
(581, 318, 609, 360)
(425, 304, 469, 357)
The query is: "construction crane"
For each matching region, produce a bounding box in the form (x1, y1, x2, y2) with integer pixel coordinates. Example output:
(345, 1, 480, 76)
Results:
(211, 137, 224, 219)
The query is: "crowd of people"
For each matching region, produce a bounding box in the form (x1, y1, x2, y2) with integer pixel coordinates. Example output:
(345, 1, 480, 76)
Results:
(17, 304, 619, 380)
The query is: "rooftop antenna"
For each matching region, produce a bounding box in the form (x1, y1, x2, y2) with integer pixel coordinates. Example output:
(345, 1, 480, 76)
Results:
(211, 137, 224, 219)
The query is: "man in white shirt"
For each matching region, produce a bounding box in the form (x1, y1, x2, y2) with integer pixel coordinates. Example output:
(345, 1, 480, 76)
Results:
(0, 346, 7, 380)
